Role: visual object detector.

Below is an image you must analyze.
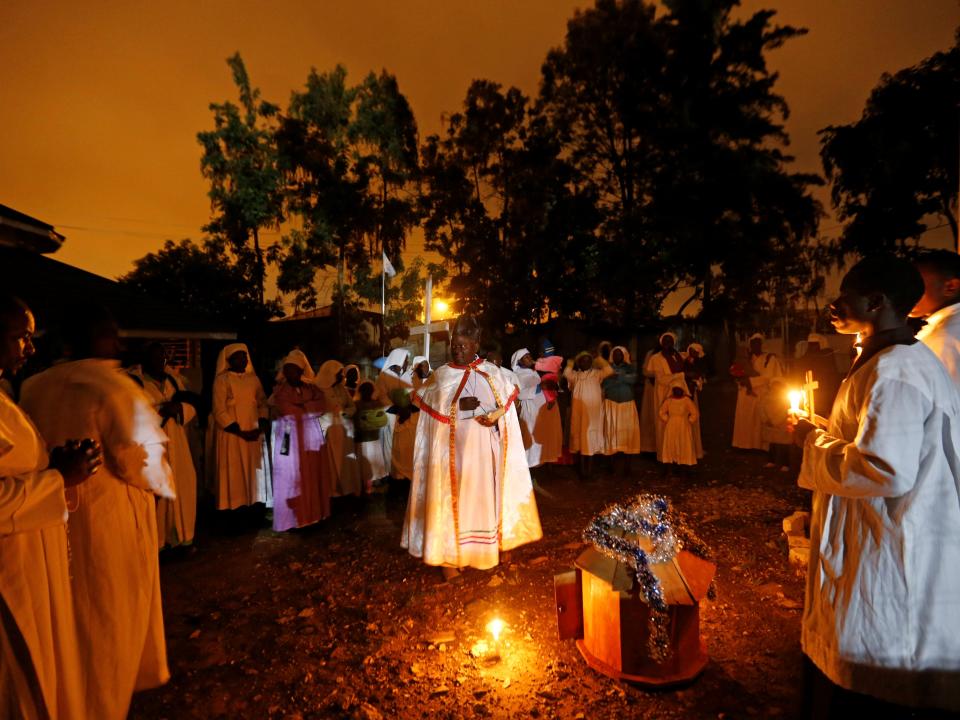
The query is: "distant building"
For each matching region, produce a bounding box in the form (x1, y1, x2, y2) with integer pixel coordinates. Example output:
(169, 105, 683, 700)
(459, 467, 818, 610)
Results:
(0, 203, 235, 391)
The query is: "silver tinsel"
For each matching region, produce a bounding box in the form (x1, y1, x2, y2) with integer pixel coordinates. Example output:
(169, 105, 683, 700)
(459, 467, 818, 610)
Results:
(582, 494, 715, 662)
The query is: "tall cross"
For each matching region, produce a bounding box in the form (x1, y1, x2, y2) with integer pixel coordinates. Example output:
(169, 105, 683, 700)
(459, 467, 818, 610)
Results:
(803, 370, 820, 424)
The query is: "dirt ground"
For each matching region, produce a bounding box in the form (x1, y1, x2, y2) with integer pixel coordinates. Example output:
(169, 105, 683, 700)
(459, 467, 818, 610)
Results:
(131, 382, 812, 720)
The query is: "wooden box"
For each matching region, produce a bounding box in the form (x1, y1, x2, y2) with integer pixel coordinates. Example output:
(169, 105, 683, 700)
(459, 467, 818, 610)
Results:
(555, 539, 716, 686)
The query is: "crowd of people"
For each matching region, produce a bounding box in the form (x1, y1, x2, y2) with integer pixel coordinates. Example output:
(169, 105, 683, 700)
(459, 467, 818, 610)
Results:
(3, 249, 960, 717)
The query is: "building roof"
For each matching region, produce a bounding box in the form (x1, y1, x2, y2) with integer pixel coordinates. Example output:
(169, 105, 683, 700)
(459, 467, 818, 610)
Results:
(0, 246, 235, 339)
(0, 204, 65, 254)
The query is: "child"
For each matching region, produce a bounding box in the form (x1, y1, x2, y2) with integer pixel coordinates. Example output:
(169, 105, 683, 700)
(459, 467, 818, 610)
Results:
(759, 377, 792, 472)
(658, 383, 699, 466)
(354, 381, 390, 493)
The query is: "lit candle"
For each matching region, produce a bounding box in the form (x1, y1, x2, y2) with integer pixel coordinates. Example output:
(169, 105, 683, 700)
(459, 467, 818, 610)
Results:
(788, 390, 803, 416)
(486, 618, 505, 658)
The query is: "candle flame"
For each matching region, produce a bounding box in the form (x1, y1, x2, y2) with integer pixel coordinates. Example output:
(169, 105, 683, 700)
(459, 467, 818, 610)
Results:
(788, 390, 802, 414)
(486, 618, 505, 642)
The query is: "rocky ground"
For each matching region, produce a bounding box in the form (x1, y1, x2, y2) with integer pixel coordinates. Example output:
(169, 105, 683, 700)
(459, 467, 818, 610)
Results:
(131, 383, 811, 720)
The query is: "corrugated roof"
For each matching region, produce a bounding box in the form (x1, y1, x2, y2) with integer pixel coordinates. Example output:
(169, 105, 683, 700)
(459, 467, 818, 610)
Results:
(0, 247, 235, 339)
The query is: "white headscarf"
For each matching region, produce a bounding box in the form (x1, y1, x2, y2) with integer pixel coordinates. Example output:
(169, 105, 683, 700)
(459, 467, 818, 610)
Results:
(687, 343, 705, 358)
(216, 343, 253, 375)
(749, 333, 765, 342)
(411, 355, 430, 371)
(659, 332, 677, 345)
(276, 349, 315, 382)
(610, 345, 631, 364)
(382, 348, 411, 378)
(510, 348, 531, 372)
(315, 360, 344, 389)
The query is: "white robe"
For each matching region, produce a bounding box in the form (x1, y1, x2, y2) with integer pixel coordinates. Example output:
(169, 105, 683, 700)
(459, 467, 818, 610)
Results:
(638, 350, 658, 453)
(318, 385, 360, 497)
(402, 359, 542, 569)
(798, 342, 960, 711)
(658, 396, 699, 466)
(212, 370, 271, 510)
(645, 352, 686, 460)
(563, 363, 614, 457)
(375, 370, 416, 481)
(514, 367, 562, 468)
(21, 359, 174, 720)
(130, 368, 198, 547)
(917, 302, 960, 386)
(732, 352, 783, 450)
(0, 392, 83, 720)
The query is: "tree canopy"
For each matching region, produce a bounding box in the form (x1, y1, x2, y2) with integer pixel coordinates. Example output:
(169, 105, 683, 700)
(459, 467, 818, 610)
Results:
(819, 30, 959, 257)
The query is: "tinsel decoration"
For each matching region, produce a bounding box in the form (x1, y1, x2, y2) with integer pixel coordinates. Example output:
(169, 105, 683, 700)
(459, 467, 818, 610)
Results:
(582, 494, 715, 662)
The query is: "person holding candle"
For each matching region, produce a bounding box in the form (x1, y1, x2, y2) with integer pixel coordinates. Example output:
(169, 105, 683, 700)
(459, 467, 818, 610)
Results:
(793, 255, 960, 715)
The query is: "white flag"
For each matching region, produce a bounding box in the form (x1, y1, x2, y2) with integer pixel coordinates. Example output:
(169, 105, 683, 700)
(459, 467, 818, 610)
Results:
(382, 252, 397, 278)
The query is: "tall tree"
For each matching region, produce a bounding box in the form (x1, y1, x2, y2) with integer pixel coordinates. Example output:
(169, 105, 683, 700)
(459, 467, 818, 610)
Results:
(538, 0, 822, 324)
(119, 238, 280, 329)
(820, 30, 960, 257)
(420, 80, 600, 331)
(198, 53, 283, 307)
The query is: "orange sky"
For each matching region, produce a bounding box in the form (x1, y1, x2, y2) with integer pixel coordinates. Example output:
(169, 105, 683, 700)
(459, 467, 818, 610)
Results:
(1, 0, 956, 283)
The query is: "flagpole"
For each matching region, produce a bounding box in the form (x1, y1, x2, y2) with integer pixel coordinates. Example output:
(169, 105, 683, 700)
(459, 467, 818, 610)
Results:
(381, 253, 386, 357)
(424, 275, 433, 363)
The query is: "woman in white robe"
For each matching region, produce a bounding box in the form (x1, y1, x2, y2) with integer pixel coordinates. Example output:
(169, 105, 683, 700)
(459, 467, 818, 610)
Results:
(564, 352, 614, 479)
(645, 333, 687, 461)
(511, 348, 562, 468)
(602, 345, 641, 456)
(732, 333, 783, 451)
(128, 345, 198, 548)
(375, 349, 416, 481)
(21, 321, 175, 720)
(315, 360, 360, 497)
(211, 344, 271, 510)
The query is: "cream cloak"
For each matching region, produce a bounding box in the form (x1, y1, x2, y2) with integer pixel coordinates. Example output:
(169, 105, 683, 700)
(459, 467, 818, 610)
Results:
(402, 359, 542, 568)
(21, 359, 174, 720)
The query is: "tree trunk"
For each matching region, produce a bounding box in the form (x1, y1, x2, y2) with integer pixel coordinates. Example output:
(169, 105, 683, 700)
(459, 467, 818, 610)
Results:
(252, 227, 265, 307)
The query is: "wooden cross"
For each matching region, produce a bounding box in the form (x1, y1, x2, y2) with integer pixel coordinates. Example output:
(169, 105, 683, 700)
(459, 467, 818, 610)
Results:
(803, 370, 820, 423)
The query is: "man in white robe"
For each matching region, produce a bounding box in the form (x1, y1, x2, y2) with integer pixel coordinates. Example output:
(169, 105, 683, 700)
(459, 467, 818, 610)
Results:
(794, 256, 960, 715)
(732, 333, 783, 450)
(0, 296, 100, 720)
(129, 342, 199, 548)
(912, 249, 960, 386)
(20, 306, 174, 720)
(402, 317, 542, 580)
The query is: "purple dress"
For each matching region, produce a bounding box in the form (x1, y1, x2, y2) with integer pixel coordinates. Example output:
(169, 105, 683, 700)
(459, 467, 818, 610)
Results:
(270, 382, 328, 531)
